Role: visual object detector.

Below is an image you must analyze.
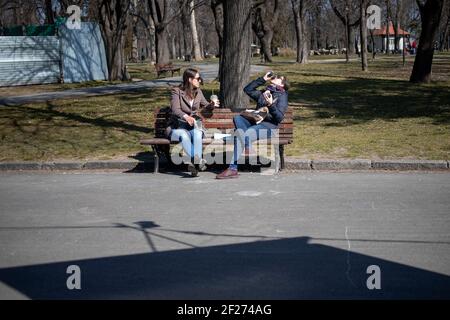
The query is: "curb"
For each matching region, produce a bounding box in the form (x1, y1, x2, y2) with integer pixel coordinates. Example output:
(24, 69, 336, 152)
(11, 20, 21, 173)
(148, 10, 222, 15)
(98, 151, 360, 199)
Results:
(0, 160, 143, 172)
(0, 159, 449, 172)
(371, 159, 448, 170)
(311, 159, 372, 170)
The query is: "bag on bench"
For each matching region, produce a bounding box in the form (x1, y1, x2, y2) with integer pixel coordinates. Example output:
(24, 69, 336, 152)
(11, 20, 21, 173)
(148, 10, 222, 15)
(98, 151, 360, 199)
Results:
(240, 107, 269, 125)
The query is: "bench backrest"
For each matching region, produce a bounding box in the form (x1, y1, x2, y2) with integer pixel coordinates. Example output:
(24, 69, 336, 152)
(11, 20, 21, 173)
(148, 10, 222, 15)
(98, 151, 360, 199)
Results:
(155, 63, 173, 71)
(154, 107, 294, 144)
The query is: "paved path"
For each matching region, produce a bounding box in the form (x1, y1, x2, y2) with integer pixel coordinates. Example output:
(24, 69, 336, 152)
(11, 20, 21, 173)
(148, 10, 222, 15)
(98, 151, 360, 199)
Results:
(0, 171, 449, 299)
(0, 64, 268, 106)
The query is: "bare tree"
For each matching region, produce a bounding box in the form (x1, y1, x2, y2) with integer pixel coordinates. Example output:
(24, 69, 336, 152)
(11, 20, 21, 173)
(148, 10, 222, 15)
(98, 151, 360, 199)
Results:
(385, 0, 407, 53)
(291, 0, 311, 64)
(410, 0, 446, 83)
(251, 0, 281, 63)
(179, 0, 192, 59)
(97, 0, 131, 81)
(147, 0, 208, 64)
(190, 0, 203, 60)
(219, 0, 252, 110)
(130, 0, 139, 62)
(330, 0, 361, 62)
(438, 1, 450, 51)
(210, 0, 223, 57)
(360, 0, 368, 71)
(147, 0, 172, 64)
(44, 0, 55, 24)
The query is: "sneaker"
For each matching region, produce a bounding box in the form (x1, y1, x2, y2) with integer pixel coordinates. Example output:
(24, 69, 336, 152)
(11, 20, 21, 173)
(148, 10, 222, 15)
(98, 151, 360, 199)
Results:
(198, 158, 207, 171)
(187, 162, 198, 177)
(216, 168, 239, 179)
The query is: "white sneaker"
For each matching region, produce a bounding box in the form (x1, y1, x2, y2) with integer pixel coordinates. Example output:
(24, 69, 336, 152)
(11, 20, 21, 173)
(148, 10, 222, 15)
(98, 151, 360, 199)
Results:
(198, 158, 207, 171)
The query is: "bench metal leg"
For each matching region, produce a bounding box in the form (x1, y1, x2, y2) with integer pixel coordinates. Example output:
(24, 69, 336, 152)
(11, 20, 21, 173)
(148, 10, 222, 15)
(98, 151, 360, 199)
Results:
(151, 145, 160, 173)
(279, 145, 285, 171)
(271, 144, 280, 174)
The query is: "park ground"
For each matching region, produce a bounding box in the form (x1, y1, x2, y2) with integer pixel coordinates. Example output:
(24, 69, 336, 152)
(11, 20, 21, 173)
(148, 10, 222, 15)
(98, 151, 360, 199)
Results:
(0, 171, 449, 299)
(0, 53, 449, 162)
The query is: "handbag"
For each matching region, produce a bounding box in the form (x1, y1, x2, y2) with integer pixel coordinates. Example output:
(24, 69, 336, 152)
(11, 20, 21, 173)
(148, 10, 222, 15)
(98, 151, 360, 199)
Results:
(240, 107, 269, 125)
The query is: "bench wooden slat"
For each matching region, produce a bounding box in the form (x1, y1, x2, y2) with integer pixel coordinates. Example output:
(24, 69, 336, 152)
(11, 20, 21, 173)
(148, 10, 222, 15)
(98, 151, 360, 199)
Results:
(141, 138, 293, 146)
(142, 107, 294, 172)
(154, 63, 181, 77)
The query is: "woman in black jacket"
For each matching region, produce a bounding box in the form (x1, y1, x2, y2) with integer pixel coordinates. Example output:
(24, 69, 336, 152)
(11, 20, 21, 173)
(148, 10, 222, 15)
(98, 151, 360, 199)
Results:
(216, 72, 289, 179)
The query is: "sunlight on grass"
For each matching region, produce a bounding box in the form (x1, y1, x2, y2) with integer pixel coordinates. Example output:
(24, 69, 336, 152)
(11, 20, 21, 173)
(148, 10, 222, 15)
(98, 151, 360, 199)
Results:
(1, 53, 449, 161)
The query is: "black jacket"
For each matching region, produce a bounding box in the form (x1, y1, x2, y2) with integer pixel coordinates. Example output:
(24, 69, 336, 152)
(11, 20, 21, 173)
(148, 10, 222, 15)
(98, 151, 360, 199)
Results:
(243, 77, 288, 129)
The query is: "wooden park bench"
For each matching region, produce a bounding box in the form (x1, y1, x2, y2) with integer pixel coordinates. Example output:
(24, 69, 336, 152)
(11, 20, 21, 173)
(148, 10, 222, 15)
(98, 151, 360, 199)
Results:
(140, 107, 294, 173)
(154, 62, 181, 78)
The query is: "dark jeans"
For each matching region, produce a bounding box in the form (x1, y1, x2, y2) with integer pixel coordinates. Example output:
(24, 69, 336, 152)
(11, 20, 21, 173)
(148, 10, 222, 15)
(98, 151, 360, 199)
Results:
(230, 115, 273, 166)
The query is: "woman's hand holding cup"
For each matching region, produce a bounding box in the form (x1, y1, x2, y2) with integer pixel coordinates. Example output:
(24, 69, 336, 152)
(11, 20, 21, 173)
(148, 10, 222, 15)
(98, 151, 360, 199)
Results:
(210, 94, 220, 108)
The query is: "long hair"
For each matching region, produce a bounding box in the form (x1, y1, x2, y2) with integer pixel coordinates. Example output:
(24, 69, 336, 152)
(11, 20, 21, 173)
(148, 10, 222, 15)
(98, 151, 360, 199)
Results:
(180, 68, 199, 99)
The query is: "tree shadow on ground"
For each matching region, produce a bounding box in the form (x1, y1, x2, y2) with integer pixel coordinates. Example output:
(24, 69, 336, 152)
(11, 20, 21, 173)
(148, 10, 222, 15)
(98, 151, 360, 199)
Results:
(1, 101, 153, 134)
(289, 78, 450, 126)
(0, 227, 449, 299)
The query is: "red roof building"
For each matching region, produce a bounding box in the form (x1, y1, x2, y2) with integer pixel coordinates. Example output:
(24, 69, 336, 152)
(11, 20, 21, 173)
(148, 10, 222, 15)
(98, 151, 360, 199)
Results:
(370, 23, 411, 53)
(372, 23, 410, 36)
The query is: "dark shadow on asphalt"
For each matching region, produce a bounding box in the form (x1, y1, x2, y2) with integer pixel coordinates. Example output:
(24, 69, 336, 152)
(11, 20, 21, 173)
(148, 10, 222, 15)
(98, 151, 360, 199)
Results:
(1, 234, 449, 299)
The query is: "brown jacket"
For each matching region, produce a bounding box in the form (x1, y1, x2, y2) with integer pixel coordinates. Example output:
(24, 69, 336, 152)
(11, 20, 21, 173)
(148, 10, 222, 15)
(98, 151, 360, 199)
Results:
(170, 86, 210, 119)
(167, 87, 212, 137)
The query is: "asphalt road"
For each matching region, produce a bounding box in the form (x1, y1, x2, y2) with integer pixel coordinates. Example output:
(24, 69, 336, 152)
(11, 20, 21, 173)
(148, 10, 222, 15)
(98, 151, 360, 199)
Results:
(0, 171, 449, 299)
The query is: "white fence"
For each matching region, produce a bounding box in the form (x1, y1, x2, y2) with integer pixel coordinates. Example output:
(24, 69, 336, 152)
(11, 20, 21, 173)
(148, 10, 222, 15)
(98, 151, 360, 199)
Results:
(0, 22, 108, 87)
(0, 36, 61, 86)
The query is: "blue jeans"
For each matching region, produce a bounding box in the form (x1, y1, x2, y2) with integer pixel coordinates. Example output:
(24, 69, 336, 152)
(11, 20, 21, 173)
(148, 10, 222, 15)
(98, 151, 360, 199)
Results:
(229, 115, 273, 168)
(170, 127, 203, 162)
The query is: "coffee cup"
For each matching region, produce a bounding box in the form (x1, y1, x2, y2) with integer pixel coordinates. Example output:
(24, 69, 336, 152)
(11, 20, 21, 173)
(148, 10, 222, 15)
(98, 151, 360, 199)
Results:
(210, 94, 219, 106)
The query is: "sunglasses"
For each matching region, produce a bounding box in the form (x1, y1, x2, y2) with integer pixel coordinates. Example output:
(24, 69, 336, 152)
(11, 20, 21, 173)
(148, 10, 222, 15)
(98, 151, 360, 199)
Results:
(193, 76, 203, 83)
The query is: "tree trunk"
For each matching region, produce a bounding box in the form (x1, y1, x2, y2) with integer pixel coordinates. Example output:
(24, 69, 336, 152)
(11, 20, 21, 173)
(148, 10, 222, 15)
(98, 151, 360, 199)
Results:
(211, 0, 224, 58)
(292, 0, 309, 64)
(252, 1, 280, 63)
(439, 5, 450, 51)
(45, 0, 55, 25)
(131, 28, 138, 63)
(130, 0, 138, 63)
(370, 29, 376, 59)
(180, 0, 192, 59)
(315, 6, 322, 49)
(155, 26, 171, 64)
(190, 0, 203, 61)
(345, 18, 350, 61)
(410, 0, 445, 83)
(102, 28, 129, 80)
(360, 0, 368, 71)
(211, 0, 223, 80)
(171, 33, 177, 59)
(148, 0, 173, 64)
(219, 0, 252, 110)
(394, 21, 399, 52)
(149, 15, 156, 63)
(260, 30, 274, 62)
(348, 23, 355, 54)
(98, 0, 131, 81)
(385, 0, 391, 54)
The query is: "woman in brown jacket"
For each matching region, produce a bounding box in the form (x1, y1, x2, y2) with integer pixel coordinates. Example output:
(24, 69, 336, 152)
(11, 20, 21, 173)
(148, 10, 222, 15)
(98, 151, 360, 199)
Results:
(169, 68, 219, 176)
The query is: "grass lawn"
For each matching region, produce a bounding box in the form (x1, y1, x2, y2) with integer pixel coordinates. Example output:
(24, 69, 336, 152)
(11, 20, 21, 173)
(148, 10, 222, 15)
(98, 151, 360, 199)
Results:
(0, 53, 449, 161)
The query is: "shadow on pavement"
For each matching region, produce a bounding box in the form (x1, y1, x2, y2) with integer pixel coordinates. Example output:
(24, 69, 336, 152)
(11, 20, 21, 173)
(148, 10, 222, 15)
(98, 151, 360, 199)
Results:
(1, 233, 449, 299)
